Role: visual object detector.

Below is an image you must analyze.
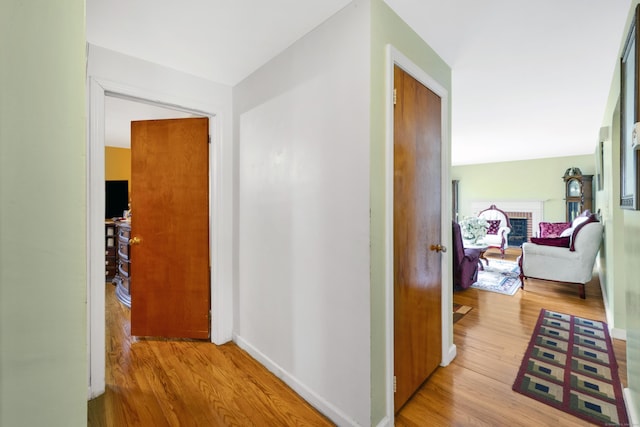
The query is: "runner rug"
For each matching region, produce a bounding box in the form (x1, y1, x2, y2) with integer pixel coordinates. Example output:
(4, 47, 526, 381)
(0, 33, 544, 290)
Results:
(512, 309, 628, 426)
(470, 259, 521, 296)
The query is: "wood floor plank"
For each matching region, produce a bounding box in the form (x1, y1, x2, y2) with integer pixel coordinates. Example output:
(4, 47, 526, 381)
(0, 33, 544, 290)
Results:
(89, 247, 627, 426)
(88, 285, 332, 426)
(396, 248, 627, 426)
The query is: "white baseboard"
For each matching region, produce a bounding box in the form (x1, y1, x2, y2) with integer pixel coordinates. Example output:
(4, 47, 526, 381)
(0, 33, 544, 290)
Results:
(598, 271, 627, 341)
(441, 344, 457, 367)
(624, 388, 638, 426)
(374, 415, 392, 427)
(610, 327, 627, 341)
(233, 334, 359, 427)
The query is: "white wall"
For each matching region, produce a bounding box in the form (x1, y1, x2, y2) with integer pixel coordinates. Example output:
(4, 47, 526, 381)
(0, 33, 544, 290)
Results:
(233, 2, 371, 425)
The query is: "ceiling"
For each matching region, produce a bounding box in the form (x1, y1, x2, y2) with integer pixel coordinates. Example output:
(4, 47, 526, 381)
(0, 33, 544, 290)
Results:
(88, 0, 631, 165)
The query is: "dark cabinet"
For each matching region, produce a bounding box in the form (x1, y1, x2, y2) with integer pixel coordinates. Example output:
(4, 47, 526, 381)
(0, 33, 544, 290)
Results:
(113, 220, 131, 308)
(105, 221, 117, 281)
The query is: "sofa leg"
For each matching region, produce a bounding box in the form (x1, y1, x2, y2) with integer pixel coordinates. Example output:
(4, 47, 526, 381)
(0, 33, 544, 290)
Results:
(578, 284, 585, 299)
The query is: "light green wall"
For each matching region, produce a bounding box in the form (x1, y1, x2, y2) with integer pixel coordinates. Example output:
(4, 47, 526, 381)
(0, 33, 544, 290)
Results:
(452, 155, 595, 222)
(370, 0, 452, 423)
(0, 2, 87, 426)
(595, 100, 627, 335)
(601, 1, 640, 418)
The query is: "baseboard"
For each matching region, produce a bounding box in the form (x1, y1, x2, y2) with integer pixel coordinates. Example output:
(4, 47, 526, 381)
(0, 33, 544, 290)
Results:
(624, 388, 639, 426)
(233, 334, 359, 427)
(441, 343, 457, 367)
(374, 415, 393, 427)
(610, 327, 627, 341)
(598, 270, 627, 341)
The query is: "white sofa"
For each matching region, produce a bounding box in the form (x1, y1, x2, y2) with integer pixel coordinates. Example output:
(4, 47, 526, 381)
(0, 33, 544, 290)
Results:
(477, 204, 511, 257)
(519, 214, 603, 299)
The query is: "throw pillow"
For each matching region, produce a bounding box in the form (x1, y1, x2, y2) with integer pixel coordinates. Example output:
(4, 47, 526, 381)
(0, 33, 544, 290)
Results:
(538, 222, 571, 238)
(570, 214, 599, 251)
(560, 227, 573, 237)
(530, 236, 571, 248)
(571, 215, 590, 229)
(487, 219, 501, 235)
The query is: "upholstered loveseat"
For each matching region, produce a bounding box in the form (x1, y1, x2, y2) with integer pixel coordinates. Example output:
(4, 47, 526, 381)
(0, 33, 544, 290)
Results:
(519, 212, 603, 298)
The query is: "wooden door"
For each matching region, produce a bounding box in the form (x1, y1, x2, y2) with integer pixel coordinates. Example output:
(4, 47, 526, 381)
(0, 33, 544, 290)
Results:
(393, 65, 443, 411)
(130, 117, 210, 339)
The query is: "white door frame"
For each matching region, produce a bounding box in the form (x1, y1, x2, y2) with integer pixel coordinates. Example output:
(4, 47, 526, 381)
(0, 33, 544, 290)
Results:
(87, 77, 233, 398)
(384, 45, 455, 418)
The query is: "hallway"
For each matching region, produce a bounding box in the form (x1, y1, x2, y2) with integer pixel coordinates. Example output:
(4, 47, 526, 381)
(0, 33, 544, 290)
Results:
(87, 284, 332, 426)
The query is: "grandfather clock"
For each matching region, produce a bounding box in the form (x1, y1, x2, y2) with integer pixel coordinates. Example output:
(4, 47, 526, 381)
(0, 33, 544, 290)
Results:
(563, 168, 593, 222)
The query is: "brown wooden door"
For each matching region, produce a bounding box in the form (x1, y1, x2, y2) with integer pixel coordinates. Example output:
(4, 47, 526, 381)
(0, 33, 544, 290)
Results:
(393, 65, 442, 411)
(130, 117, 210, 339)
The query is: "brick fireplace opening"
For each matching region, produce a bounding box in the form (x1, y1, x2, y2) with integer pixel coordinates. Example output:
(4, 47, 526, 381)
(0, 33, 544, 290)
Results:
(470, 201, 543, 247)
(506, 211, 532, 246)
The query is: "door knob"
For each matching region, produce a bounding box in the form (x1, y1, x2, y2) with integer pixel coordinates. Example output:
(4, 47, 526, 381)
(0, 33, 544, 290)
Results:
(430, 244, 447, 253)
(129, 236, 142, 245)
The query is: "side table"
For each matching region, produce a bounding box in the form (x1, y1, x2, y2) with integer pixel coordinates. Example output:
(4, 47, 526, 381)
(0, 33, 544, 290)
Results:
(463, 240, 490, 270)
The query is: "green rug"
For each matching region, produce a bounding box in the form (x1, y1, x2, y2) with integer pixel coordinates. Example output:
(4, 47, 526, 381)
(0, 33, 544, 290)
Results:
(512, 309, 628, 426)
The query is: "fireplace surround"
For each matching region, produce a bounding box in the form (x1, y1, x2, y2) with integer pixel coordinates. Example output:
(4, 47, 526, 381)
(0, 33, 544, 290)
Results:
(470, 201, 544, 242)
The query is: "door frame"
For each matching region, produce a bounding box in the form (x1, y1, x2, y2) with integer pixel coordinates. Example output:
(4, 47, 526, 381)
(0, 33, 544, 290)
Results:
(384, 45, 456, 417)
(87, 77, 233, 398)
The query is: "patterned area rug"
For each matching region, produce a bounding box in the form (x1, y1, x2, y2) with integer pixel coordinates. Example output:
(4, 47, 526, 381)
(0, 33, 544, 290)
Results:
(512, 309, 628, 426)
(453, 303, 472, 324)
(470, 259, 521, 296)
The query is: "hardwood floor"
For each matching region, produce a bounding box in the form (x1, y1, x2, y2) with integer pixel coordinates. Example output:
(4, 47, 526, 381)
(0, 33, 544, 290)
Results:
(89, 248, 627, 426)
(87, 284, 333, 426)
(396, 247, 628, 426)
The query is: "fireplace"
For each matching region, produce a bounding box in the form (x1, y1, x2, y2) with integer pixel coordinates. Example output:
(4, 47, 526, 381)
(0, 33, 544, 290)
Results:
(507, 216, 529, 246)
(470, 200, 543, 244)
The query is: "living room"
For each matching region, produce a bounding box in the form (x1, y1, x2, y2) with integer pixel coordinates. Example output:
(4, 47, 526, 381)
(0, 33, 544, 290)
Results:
(4, 1, 640, 426)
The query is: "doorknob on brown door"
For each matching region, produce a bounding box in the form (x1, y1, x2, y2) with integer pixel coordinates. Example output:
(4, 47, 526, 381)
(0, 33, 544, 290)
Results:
(129, 236, 142, 245)
(430, 244, 447, 253)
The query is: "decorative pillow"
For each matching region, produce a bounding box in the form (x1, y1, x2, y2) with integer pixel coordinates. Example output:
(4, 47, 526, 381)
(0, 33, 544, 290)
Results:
(571, 215, 590, 229)
(560, 228, 573, 238)
(538, 222, 571, 238)
(570, 214, 599, 251)
(530, 236, 571, 247)
(487, 219, 501, 235)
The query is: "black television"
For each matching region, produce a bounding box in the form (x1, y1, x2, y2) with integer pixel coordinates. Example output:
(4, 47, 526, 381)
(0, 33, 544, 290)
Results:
(105, 180, 129, 219)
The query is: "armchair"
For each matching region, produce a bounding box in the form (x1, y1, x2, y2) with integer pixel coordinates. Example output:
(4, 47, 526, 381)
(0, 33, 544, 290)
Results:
(452, 221, 482, 289)
(477, 205, 511, 257)
(519, 213, 602, 299)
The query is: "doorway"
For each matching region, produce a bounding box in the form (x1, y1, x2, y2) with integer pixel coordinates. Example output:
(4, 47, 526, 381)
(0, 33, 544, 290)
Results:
(384, 46, 455, 418)
(87, 77, 232, 398)
(393, 64, 443, 411)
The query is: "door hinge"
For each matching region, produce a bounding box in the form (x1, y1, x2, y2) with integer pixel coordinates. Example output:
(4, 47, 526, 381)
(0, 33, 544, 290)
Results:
(393, 375, 397, 393)
(208, 135, 211, 144)
(393, 88, 397, 105)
